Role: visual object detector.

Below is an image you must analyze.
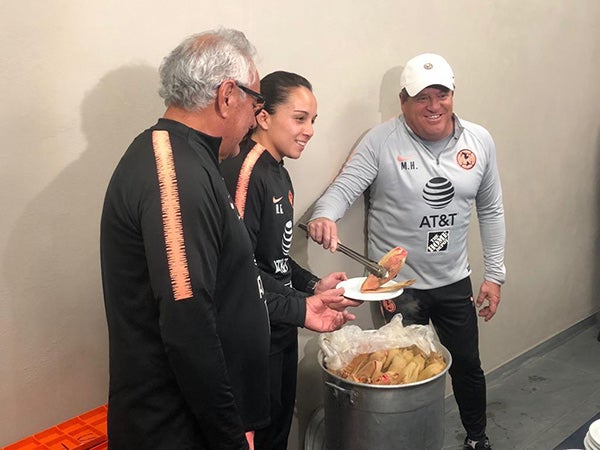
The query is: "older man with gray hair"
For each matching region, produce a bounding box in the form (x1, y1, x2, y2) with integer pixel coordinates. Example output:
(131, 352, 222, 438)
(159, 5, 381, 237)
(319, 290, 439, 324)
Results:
(101, 29, 269, 449)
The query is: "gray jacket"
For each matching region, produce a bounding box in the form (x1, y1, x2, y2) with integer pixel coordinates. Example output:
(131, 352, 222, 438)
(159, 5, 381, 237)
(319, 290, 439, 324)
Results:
(311, 114, 505, 290)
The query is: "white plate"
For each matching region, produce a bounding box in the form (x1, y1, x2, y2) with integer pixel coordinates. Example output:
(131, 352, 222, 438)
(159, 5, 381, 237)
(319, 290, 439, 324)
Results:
(590, 419, 600, 443)
(336, 277, 404, 301)
(585, 432, 600, 450)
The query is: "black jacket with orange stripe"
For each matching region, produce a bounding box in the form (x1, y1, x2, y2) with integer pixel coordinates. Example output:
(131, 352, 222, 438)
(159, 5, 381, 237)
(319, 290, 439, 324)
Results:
(101, 119, 270, 449)
(221, 139, 320, 353)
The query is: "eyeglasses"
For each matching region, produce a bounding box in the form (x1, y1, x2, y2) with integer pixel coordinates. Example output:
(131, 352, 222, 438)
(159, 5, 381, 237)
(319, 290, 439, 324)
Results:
(235, 82, 265, 115)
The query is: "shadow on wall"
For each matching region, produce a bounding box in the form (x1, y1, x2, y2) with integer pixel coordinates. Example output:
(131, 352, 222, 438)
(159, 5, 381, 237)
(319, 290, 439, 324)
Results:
(292, 65, 406, 449)
(379, 65, 403, 122)
(292, 64, 405, 262)
(292, 64, 406, 292)
(595, 127, 600, 341)
(0, 64, 163, 443)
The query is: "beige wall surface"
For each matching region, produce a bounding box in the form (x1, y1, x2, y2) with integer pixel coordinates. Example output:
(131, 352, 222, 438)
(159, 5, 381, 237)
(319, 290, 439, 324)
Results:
(1, 0, 599, 447)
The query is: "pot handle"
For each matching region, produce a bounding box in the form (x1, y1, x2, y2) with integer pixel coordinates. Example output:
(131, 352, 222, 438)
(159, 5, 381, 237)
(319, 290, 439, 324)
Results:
(325, 381, 358, 405)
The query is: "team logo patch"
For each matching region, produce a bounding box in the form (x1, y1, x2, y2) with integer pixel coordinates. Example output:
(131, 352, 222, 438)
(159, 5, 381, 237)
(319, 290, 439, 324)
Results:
(423, 177, 454, 209)
(427, 230, 449, 252)
(456, 149, 476, 170)
(382, 299, 396, 314)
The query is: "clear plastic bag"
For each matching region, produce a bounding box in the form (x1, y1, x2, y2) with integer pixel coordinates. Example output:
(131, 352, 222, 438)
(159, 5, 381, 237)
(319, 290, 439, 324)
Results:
(319, 314, 439, 371)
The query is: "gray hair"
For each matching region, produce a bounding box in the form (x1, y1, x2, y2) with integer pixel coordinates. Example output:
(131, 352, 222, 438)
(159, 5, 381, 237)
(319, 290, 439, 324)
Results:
(158, 28, 257, 111)
(399, 88, 409, 102)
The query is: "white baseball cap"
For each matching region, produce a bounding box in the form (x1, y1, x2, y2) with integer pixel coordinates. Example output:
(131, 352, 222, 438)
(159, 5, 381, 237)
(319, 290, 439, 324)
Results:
(400, 53, 455, 96)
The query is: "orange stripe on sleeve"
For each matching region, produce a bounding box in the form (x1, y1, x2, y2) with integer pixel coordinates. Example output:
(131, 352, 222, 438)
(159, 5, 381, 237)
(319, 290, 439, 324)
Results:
(152, 130, 193, 301)
(234, 143, 266, 219)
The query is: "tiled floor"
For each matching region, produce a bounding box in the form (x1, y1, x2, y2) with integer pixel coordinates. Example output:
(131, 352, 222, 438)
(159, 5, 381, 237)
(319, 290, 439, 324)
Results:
(303, 318, 600, 450)
(443, 319, 600, 450)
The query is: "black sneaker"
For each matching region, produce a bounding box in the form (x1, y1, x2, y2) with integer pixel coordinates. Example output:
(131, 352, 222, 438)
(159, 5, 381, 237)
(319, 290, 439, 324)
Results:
(463, 436, 492, 449)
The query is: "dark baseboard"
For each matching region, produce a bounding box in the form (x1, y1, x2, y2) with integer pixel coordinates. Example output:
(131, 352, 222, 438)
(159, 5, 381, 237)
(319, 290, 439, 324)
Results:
(445, 313, 599, 410)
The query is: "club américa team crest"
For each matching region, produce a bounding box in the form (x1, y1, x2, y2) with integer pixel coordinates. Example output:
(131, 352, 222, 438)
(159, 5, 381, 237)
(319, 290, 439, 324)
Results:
(456, 149, 476, 170)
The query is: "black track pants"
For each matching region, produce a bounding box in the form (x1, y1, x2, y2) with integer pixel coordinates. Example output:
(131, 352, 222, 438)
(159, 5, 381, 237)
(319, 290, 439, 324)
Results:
(377, 276, 487, 440)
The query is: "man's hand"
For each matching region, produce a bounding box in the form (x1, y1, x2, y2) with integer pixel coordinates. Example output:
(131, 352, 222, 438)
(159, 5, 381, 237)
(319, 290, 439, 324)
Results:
(475, 280, 501, 321)
(314, 271, 348, 294)
(304, 287, 361, 332)
(307, 218, 339, 252)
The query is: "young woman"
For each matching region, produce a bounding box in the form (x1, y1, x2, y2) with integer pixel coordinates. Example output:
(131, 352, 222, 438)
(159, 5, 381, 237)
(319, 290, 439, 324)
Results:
(221, 71, 358, 450)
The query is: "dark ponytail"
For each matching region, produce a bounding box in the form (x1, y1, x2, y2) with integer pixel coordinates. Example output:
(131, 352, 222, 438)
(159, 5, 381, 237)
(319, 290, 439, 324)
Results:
(259, 71, 312, 115)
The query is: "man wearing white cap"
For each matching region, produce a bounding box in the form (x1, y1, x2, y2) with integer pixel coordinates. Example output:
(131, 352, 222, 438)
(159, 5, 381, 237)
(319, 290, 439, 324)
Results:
(307, 53, 505, 450)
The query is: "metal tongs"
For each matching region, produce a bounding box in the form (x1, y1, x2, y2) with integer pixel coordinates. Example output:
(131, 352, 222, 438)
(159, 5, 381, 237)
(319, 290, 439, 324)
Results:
(298, 223, 388, 278)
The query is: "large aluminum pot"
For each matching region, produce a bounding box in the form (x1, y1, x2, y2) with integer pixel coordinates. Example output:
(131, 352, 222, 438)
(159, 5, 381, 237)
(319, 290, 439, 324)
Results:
(319, 344, 451, 450)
